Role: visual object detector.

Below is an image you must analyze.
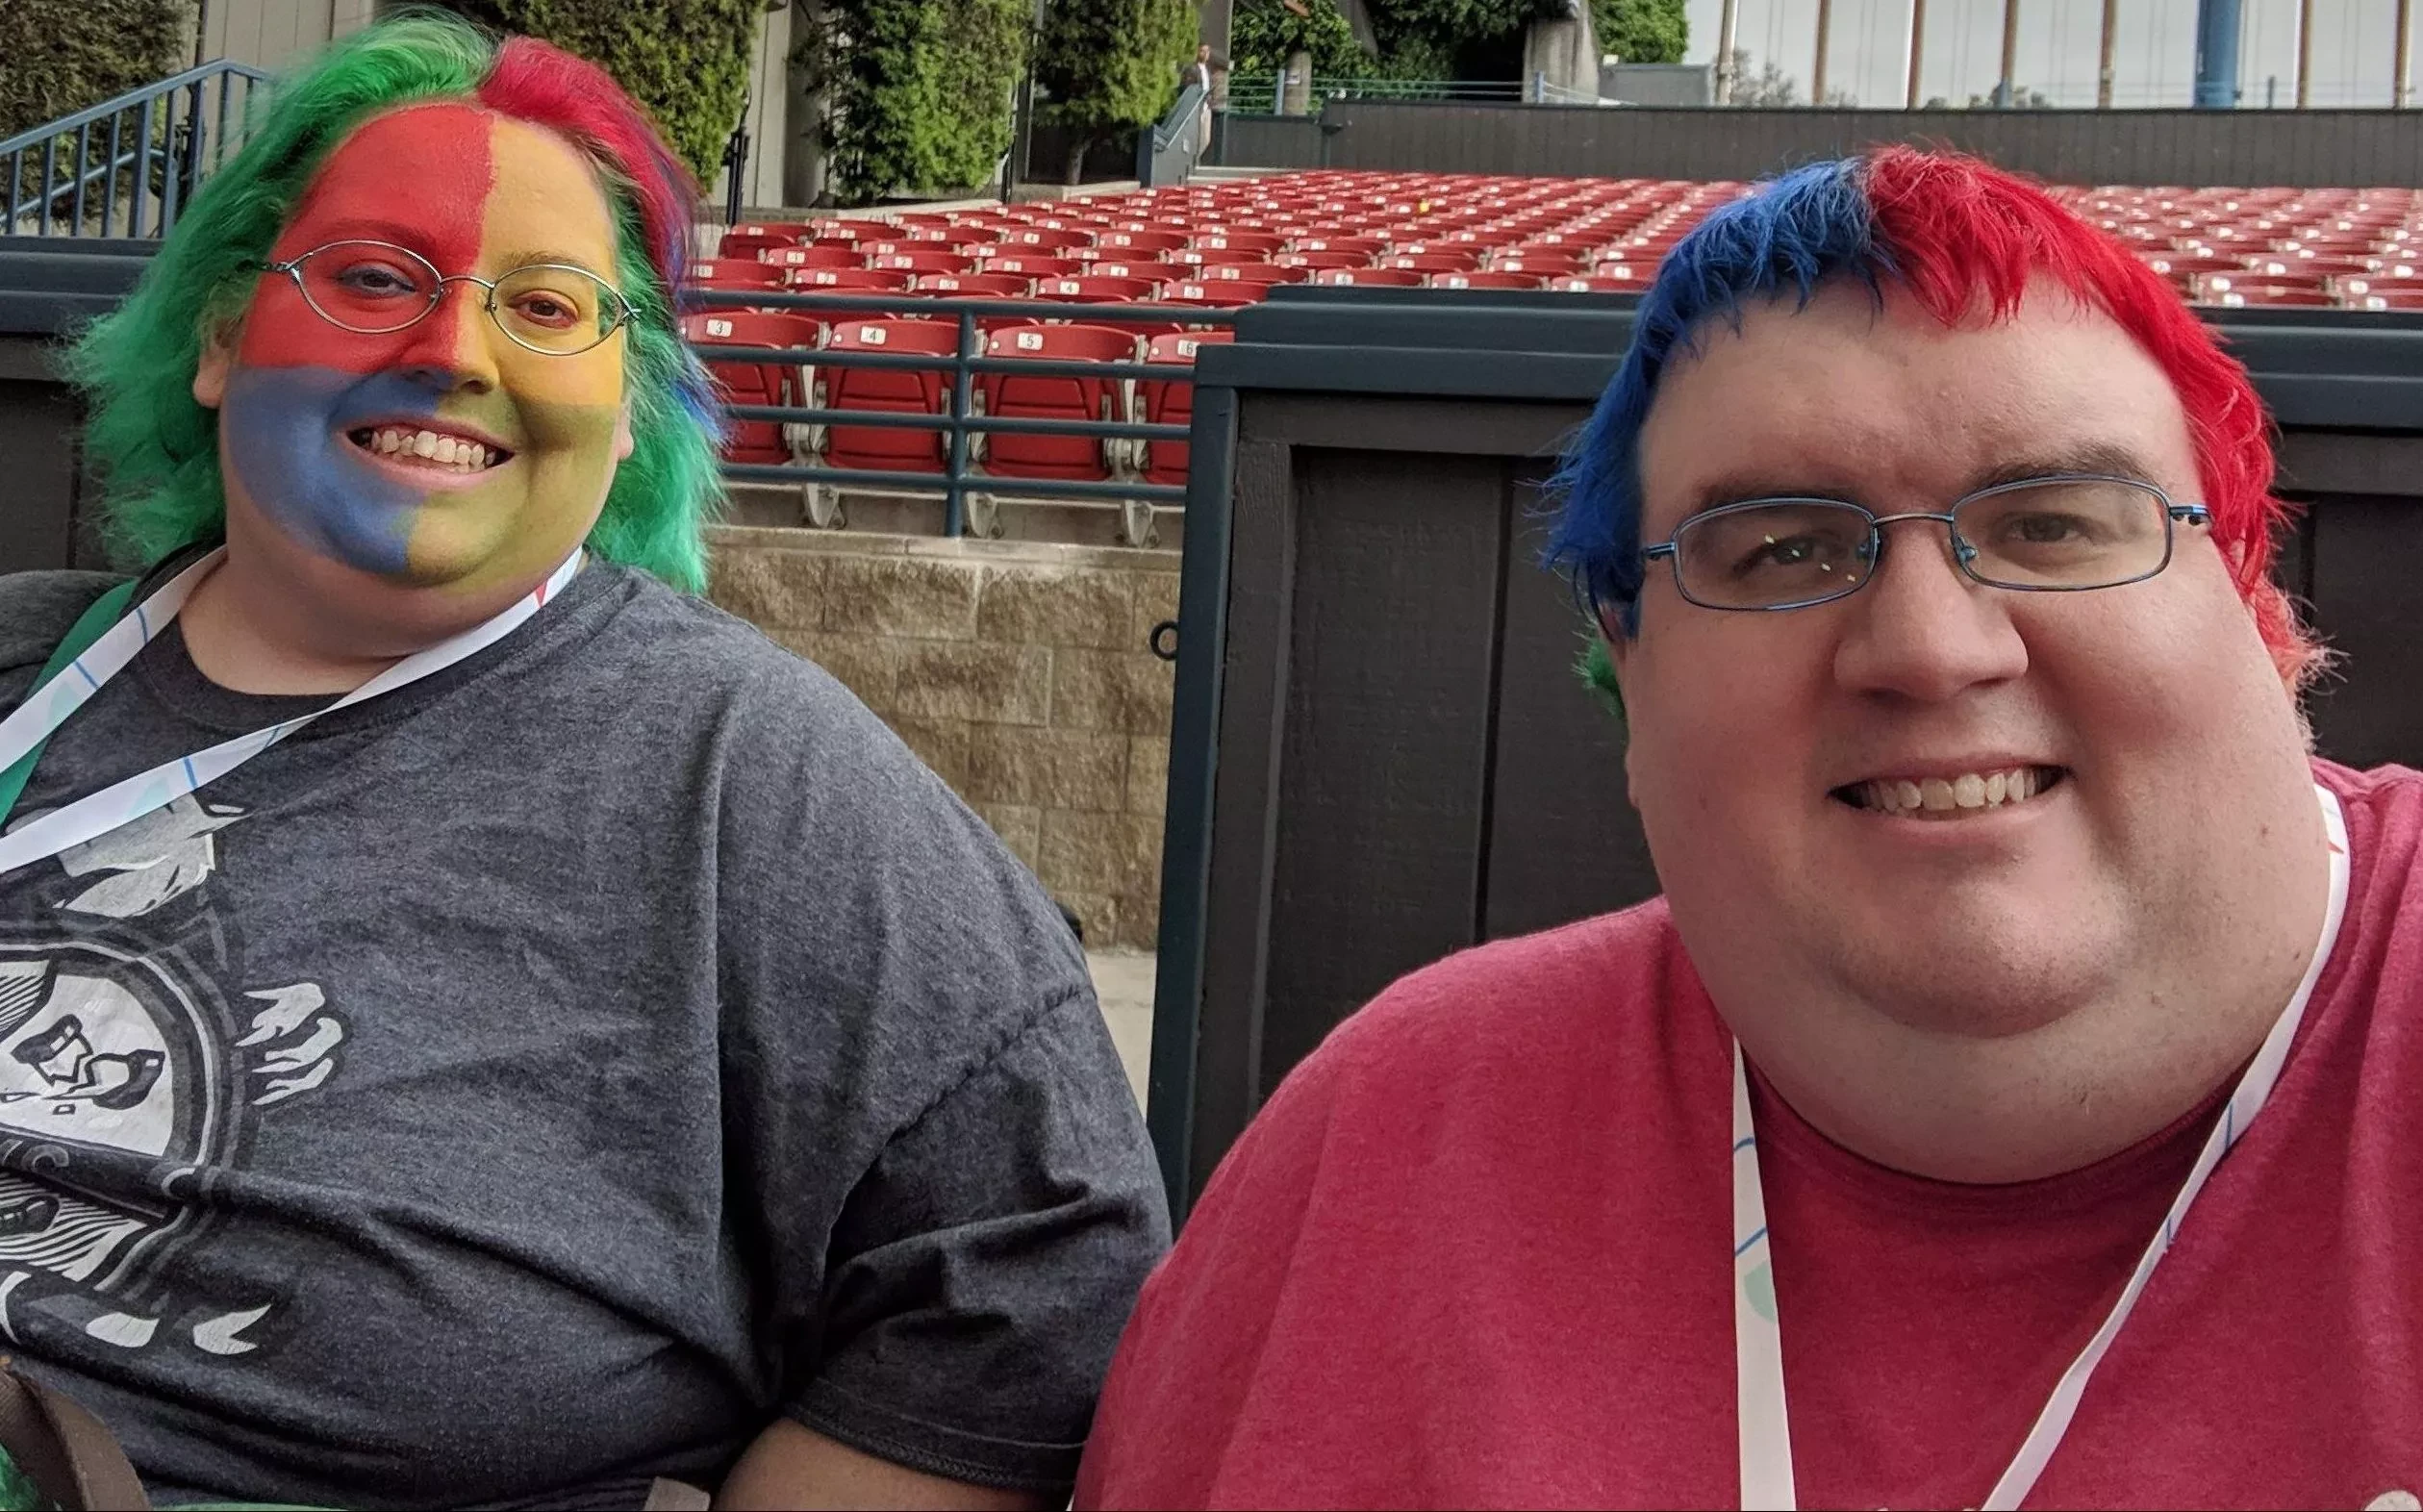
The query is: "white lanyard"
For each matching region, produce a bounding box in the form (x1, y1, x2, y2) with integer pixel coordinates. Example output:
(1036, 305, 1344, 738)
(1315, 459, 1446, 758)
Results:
(0, 546, 582, 877)
(1732, 782, 2351, 1511)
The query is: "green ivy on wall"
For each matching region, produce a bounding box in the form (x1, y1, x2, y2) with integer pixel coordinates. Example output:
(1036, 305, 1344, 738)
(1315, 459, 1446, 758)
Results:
(437, 0, 767, 183)
(798, 0, 1030, 207)
(1232, 0, 1686, 84)
(0, 0, 192, 141)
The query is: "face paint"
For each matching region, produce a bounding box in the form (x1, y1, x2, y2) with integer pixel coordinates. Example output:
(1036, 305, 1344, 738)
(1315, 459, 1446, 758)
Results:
(215, 104, 629, 594)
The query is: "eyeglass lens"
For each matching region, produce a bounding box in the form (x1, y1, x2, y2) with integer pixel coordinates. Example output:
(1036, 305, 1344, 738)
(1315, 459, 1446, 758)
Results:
(1672, 479, 2176, 609)
(289, 240, 624, 354)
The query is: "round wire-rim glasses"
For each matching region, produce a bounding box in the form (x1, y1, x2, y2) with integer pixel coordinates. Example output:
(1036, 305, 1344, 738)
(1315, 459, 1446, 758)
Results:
(1638, 474, 2214, 614)
(256, 239, 635, 356)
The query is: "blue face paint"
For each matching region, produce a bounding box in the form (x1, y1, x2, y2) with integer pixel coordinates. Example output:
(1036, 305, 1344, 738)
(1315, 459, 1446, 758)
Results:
(217, 366, 445, 577)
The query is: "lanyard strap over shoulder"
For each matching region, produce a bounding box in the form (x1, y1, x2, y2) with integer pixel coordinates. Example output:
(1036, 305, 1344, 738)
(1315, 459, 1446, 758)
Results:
(0, 548, 582, 879)
(0, 577, 142, 829)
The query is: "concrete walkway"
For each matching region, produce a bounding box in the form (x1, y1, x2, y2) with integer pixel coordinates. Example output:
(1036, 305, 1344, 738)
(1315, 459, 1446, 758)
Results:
(1087, 951, 1155, 1106)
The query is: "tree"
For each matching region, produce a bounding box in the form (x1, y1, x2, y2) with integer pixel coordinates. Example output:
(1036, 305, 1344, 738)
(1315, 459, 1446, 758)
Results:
(1591, 0, 1685, 65)
(1231, 0, 1367, 78)
(1035, 0, 1196, 185)
(434, 0, 767, 182)
(798, 0, 1031, 206)
(1969, 85, 2056, 109)
(1724, 48, 1799, 106)
(1362, 0, 1565, 82)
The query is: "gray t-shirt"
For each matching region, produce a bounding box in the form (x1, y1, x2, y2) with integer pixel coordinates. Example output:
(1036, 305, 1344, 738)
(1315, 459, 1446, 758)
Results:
(0, 553, 1169, 1507)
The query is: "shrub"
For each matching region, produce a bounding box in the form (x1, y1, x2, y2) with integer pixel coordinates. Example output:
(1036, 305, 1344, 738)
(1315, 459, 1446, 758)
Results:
(1035, 0, 1195, 185)
(800, 0, 1030, 206)
(0, 0, 191, 141)
(1228, 0, 1364, 79)
(434, 0, 765, 182)
(1595, 0, 1687, 65)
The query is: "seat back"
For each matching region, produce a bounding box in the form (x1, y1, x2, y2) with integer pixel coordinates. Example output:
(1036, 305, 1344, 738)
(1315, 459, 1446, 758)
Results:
(1139, 330, 1233, 487)
(687, 260, 788, 289)
(682, 312, 823, 464)
(764, 244, 865, 270)
(791, 266, 917, 292)
(718, 232, 795, 260)
(975, 323, 1137, 482)
(819, 319, 965, 474)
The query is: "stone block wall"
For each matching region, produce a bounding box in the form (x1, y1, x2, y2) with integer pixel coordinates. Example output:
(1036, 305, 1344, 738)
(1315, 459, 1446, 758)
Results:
(707, 526, 1179, 950)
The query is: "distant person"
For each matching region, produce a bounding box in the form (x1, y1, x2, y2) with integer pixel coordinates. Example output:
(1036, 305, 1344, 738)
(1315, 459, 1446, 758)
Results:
(1182, 41, 1226, 151)
(1074, 148, 2423, 1507)
(2, 11, 1167, 1507)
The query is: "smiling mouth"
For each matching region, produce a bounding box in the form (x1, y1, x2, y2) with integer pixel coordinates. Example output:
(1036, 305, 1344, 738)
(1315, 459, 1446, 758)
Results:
(345, 425, 514, 474)
(1830, 766, 2069, 819)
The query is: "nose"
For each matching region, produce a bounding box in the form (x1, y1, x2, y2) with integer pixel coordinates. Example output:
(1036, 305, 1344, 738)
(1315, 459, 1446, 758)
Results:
(390, 277, 501, 393)
(1830, 517, 2030, 703)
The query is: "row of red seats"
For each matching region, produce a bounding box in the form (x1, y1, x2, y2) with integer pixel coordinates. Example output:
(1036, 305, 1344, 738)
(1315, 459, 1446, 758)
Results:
(682, 312, 1230, 490)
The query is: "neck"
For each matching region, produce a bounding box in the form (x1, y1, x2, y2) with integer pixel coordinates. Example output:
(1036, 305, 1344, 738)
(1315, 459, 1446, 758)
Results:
(177, 546, 413, 696)
(1733, 801, 2335, 1185)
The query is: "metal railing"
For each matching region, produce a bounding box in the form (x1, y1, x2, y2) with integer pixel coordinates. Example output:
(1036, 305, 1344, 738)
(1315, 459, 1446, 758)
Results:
(1228, 74, 1536, 113)
(686, 288, 1238, 542)
(2, 62, 273, 239)
(1138, 81, 1211, 188)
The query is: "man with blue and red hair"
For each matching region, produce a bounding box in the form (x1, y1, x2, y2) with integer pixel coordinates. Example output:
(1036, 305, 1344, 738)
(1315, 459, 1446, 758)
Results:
(1075, 148, 2423, 1507)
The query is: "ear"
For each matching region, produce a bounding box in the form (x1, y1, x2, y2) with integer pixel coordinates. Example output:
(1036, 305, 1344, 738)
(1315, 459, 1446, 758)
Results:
(613, 402, 636, 463)
(192, 327, 236, 410)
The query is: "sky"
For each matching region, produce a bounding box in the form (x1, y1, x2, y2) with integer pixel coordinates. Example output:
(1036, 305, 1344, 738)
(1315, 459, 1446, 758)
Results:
(1678, 0, 2411, 108)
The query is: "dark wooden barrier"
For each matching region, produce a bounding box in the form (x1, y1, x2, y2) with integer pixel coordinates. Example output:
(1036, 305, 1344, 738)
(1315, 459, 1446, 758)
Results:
(1218, 99, 2423, 188)
(1148, 287, 2423, 1218)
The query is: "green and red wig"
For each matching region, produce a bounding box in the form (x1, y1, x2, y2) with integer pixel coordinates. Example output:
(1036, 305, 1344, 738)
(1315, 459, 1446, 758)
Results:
(70, 12, 723, 591)
(1548, 147, 2320, 690)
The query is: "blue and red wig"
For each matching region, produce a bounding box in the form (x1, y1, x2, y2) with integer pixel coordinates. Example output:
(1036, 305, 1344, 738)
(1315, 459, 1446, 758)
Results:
(1546, 147, 2318, 687)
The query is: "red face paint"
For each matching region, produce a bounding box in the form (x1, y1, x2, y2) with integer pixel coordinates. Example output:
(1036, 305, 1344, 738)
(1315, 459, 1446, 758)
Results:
(240, 106, 497, 374)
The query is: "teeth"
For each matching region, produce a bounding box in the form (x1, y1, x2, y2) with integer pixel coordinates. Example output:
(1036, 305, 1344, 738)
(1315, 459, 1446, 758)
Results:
(1855, 767, 2054, 818)
(358, 427, 501, 471)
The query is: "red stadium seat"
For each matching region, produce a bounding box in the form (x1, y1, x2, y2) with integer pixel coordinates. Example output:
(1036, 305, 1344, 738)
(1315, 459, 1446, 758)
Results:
(915, 272, 1033, 297)
(681, 311, 822, 465)
(761, 244, 864, 270)
(728, 220, 819, 241)
(1192, 231, 1287, 256)
(804, 220, 878, 243)
(1382, 251, 1484, 273)
(1033, 276, 1162, 303)
(997, 228, 1095, 253)
(1311, 267, 1426, 287)
(1550, 272, 1649, 291)
(817, 318, 963, 475)
(1159, 282, 1266, 314)
(789, 266, 916, 291)
(1096, 228, 1190, 255)
(1139, 330, 1233, 488)
(718, 233, 795, 261)
(869, 249, 978, 275)
(1433, 270, 1546, 290)
(1199, 264, 1308, 287)
(976, 254, 1085, 279)
(975, 323, 1138, 483)
(686, 260, 788, 289)
(2357, 290, 2423, 311)
(1290, 234, 1387, 257)
(1275, 250, 1371, 270)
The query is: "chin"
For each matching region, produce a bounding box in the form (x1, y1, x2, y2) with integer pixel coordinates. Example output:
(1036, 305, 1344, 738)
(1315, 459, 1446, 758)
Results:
(1828, 923, 2124, 1041)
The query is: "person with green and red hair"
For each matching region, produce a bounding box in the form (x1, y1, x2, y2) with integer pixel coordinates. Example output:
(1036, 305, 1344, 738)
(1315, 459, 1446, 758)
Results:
(0, 12, 1166, 1507)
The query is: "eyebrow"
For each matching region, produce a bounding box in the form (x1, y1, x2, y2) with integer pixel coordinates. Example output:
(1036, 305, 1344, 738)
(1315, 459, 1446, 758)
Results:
(1680, 441, 2164, 518)
(492, 249, 616, 279)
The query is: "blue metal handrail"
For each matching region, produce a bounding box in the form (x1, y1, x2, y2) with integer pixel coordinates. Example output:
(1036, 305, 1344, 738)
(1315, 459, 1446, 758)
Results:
(1138, 81, 1210, 188)
(4, 61, 273, 239)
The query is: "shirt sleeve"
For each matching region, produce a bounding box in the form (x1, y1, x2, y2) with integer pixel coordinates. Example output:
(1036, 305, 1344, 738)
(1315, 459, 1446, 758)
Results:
(794, 987, 1172, 1494)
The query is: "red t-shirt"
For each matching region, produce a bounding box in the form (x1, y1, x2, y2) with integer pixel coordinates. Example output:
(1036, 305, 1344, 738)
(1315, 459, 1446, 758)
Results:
(1077, 760, 2423, 1509)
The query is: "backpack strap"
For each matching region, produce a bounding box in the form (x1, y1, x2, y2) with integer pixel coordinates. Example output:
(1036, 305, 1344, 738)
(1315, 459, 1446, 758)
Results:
(0, 1366, 148, 1510)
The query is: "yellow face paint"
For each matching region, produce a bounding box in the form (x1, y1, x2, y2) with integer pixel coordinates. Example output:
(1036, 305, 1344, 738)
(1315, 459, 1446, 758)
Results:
(397, 113, 630, 594)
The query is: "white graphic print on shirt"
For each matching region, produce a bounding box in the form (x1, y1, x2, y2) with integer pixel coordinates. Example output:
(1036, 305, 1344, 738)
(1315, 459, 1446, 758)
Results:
(0, 794, 341, 1359)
